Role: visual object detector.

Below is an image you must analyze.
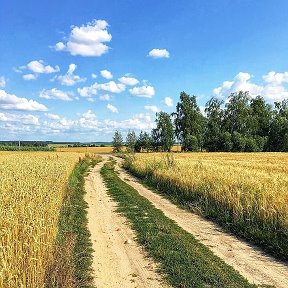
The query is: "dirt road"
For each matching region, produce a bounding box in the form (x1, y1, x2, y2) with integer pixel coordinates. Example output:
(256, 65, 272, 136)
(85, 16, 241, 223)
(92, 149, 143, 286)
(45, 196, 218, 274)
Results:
(84, 160, 169, 288)
(113, 157, 288, 288)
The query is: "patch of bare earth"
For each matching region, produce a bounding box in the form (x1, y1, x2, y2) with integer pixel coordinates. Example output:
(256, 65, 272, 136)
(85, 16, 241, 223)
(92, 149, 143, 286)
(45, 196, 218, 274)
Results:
(114, 158, 288, 288)
(84, 160, 170, 288)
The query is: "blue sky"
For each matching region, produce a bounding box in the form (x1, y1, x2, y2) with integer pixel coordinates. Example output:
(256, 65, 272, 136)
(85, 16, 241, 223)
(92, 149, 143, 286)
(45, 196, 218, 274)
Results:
(1, 0, 288, 141)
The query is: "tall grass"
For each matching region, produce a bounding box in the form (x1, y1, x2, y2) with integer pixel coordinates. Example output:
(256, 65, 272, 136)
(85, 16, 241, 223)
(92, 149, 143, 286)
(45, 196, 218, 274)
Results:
(124, 152, 288, 260)
(0, 152, 84, 288)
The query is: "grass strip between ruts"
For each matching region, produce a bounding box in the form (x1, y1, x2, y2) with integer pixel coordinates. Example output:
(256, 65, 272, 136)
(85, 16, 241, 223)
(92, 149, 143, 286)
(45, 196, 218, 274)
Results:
(101, 160, 256, 288)
(45, 156, 100, 288)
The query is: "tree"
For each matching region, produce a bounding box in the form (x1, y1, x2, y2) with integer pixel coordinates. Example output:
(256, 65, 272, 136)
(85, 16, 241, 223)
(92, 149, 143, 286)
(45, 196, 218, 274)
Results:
(135, 131, 152, 152)
(223, 91, 252, 136)
(174, 91, 206, 151)
(151, 112, 174, 152)
(267, 100, 288, 151)
(126, 130, 137, 153)
(112, 130, 123, 152)
(204, 97, 224, 151)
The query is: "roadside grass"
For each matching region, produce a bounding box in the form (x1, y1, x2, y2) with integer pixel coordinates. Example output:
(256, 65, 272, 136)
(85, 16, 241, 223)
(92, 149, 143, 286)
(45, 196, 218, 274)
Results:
(45, 156, 101, 288)
(101, 160, 256, 288)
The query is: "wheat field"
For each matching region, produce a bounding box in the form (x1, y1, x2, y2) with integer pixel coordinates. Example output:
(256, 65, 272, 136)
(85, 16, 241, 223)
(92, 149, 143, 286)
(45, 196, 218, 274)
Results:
(125, 152, 288, 258)
(0, 152, 84, 288)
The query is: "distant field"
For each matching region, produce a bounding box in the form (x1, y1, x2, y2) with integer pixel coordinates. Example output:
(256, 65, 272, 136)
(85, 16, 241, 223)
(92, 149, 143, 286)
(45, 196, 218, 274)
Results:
(124, 152, 288, 259)
(56, 146, 114, 153)
(0, 152, 84, 287)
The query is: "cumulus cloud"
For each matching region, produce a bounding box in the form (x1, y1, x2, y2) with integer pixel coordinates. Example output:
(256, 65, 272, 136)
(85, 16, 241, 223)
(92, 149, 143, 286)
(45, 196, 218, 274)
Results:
(148, 48, 170, 58)
(163, 96, 173, 107)
(129, 85, 155, 98)
(40, 88, 73, 101)
(23, 74, 38, 81)
(0, 76, 6, 88)
(53, 64, 86, 86)
(213, 71, 288, 102)
(118, 76, 139, 86)
(0, 112, 39, 125)
(53, 19, 112, 57)
(99, 94, 111, 101)
(103, 113, 155, 130)
(45, 113, 60, 120)
(100, 69, 113, 79)
(91, 73, 97, 79)
(98, 81, 125, 93)
(26, 60, 60, 74)
(107, 103, 118, 113)
(78, 81, 125, 98)
(0, 89, 48, 111)
(144, 105, 159, 113)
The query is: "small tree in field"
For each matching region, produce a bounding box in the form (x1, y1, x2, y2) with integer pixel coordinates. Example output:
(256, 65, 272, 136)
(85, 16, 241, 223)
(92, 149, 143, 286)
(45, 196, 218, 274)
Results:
(112, 130, 123, 152)
(126, 130, 137, 153)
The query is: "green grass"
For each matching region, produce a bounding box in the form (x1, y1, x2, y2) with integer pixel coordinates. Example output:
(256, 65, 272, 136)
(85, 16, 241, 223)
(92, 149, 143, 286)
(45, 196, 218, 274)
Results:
(101, 160, 256, 288)
(45, 156, 100, 288)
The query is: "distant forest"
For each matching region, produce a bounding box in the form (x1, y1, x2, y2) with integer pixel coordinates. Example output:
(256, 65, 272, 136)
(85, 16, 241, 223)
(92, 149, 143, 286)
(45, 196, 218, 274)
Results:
(115, 91, 288, 152)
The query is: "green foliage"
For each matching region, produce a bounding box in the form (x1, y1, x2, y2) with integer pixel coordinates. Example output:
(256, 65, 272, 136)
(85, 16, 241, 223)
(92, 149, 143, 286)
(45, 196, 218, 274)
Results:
(204, 97, 223, 151)
(135, 131, 152, 152)
(112, 90, 288, 153)
(151, 112, 174, 151)
(112, 130, 123, 153)
(126, 130, 137, 153)
(174, 91, 206, 151)
(0, 145, 54, 151)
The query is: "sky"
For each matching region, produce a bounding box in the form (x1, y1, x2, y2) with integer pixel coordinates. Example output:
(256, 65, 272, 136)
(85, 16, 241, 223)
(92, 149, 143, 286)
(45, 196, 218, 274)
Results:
(1, 0, 288, 142)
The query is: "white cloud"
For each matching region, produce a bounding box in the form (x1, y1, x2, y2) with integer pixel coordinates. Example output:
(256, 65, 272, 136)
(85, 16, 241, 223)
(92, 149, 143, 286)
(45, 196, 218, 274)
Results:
(99, 94, 111, 101)
(54, 64, 86, 86)
(129, 85, 155, 98)
(144, 105, 159, 113)
(213, 71, 288, 102)
(163, 96, 173, 107)
(40, 88, 72, 101)
(91, 73, 97, 79)
(107, 103, 118, 113)
(78, 84, 98, 98)
(100, 69, 113, 79)
(0, 112, 39, 125)
(0, 76, 6, 88)
(23, 74, 38, 81)
(78, 81, 125, 98)
(118, 76, 139, 86)
(45, 113, 60, 120)
(0, 89, 48, 111)
(103, 113, 155, 130)
(98, 81, 125, 93)
(53, 19, 112, 57)
(148, 48, 170, 58)
(26, 60, 60, 74)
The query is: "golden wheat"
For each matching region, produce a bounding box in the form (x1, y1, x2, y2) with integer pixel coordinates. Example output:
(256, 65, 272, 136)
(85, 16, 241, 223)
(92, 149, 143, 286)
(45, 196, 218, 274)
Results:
(0, 152, 84, 288)
(126, 152, 288, 257)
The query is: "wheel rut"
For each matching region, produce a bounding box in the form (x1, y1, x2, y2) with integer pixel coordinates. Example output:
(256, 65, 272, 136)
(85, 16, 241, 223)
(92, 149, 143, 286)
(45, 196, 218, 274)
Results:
(84, 160, 169, 288)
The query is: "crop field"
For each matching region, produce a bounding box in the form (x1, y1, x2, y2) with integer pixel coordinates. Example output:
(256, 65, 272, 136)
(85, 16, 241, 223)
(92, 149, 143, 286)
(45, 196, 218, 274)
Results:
(124, 152, 288, 259)
(56, 146, 114, 153)
(0, 152, 84, 288)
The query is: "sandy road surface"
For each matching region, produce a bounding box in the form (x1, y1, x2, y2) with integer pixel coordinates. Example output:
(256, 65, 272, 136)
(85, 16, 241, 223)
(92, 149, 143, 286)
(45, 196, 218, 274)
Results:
(114, 158, 288, 288)
(84, 160, 169, 288)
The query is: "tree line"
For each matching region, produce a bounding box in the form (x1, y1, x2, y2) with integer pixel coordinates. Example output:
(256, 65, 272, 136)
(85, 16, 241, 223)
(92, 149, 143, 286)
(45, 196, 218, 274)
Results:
(113, 91, 288, 152)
